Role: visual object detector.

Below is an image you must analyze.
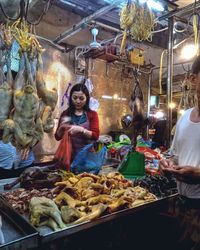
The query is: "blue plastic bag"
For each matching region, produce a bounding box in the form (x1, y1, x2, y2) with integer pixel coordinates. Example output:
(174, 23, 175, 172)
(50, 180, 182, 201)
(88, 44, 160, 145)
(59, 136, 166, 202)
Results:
(70, 143, 107, 174)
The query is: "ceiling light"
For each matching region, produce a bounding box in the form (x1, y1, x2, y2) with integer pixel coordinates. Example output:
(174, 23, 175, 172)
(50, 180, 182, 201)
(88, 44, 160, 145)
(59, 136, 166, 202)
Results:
(154, 111, 165, 119)
(169, 102, 176, 109)
(103, 0, 164, 11)
(147, 0, 164, 11)
(181, 44, 197, 60)
(102, 95, 112, 100)
(113, 94, 119, 99)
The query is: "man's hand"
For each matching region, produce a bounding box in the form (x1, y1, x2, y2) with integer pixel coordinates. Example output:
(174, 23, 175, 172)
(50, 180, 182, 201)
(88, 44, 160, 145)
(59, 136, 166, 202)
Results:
(169, 166, 200, 184)
(159, 159, 175, 174)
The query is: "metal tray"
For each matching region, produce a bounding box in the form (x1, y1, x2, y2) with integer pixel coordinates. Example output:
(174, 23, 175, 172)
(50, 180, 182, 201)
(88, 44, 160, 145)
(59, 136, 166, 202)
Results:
(0, 178, 178, 245)
(0, 197, 38, 250)
(36, 193, 178, 244)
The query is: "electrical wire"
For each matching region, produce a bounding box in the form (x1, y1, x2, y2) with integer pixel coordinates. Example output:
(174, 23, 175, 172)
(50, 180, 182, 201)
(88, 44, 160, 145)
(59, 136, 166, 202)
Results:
(152, 27, 168, 33)
(0, 0, 52, 26)
(0, 2, 21, 21)
(26, 0, 52, 26)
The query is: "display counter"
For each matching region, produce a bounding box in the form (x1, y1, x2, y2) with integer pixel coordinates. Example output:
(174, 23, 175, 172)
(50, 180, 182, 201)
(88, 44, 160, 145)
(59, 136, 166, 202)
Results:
(0, 175, 178, 250)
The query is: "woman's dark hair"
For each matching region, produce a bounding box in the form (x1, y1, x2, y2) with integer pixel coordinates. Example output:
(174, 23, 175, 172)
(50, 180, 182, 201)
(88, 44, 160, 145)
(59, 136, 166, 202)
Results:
(191, 55, 200, 74)
(67, 83, 90, 115)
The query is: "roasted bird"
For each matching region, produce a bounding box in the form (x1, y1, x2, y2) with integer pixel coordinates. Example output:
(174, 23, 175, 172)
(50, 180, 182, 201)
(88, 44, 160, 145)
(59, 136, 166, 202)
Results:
(3, 52, 43, 149)
(29, 197, 65, 231)
(72, 204, 107, 225)
(129, 70, 145, 124)
(36, 52, 58, 111)
(4, 165, 62, 190)
(129, 70, 148, 146)
(0, 27, 13, 130)
(61, 206, 85, 224)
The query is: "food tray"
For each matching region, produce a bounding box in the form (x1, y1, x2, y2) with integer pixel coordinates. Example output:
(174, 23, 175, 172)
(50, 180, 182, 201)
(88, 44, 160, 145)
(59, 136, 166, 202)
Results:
(34, 194, 178, 244)
(0, 197, 38, 250)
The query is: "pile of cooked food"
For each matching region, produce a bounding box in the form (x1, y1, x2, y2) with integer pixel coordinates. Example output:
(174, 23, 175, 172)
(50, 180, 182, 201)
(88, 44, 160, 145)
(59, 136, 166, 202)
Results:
(0, 21, 58, 150)
(1, 171, 157, 231)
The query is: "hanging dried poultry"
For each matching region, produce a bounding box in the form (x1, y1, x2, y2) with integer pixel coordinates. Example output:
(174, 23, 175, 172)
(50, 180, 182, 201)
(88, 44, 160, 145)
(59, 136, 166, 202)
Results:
(129, 70, 148, 143)
(0, 26, 13, 130)
(0, 20, 58, 149)
(36, 52, 58, 110)
(129, 71, 145, 120)
(0, 67, 12, 130)
(3, 52, 43, 149)
(36, 52, 58, 132)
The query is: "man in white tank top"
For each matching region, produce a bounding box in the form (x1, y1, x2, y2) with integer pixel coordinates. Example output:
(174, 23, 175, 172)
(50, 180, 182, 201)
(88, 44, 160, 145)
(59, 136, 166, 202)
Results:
(160, 55, 200, 249)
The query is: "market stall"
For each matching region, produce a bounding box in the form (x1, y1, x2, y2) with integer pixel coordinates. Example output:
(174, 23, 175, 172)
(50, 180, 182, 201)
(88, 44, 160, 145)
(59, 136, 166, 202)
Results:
(0, 0, 200, 249)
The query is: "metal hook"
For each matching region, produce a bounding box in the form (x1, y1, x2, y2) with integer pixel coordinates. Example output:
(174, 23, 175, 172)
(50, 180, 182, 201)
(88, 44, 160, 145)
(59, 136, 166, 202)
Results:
(105, 63, 110, 77)
(90, 59, 95, 72)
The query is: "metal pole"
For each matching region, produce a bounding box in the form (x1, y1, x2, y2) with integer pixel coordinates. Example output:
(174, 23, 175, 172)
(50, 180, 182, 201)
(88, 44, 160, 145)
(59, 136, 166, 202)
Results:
(90, 21, 121, 33)
(146, 72, 152, 139)
(35, 35, 66, 52)
(54, 0, 122, 43)
(167, 17, 174, 147)
(147, 73, 152, 118)
(158, 0, 200, 21)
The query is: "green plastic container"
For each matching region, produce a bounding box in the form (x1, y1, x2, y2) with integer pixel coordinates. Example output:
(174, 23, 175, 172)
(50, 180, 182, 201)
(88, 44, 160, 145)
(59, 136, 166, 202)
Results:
(119, 151, 145, 179)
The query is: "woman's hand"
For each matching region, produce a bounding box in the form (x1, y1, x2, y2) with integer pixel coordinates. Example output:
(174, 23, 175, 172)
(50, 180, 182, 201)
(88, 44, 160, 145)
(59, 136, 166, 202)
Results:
(169, 166, 200, 184)
(55, 123, 71, 140)
(68, 125, 85, 135)
(59, 123, 71, 131)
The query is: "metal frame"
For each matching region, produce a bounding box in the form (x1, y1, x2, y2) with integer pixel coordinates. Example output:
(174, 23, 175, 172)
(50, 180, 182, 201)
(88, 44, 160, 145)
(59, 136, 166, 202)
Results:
(166, 17, 174, 147)
(53, 0, 122, 43)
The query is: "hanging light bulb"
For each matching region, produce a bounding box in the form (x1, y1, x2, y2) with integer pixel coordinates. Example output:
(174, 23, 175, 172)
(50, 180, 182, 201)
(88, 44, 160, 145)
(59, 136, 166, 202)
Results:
(90, 27, 101, 49)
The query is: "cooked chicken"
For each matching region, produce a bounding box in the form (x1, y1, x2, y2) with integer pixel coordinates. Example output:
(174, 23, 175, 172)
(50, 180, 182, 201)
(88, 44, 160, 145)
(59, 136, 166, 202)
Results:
(75, 177, 95, 190)
(107, 198, 129, 213)
(29, 197, 65, 231)
(61, 206, 85, 224)
(55, 192, 81, 208)
(72, 204, 107, 225)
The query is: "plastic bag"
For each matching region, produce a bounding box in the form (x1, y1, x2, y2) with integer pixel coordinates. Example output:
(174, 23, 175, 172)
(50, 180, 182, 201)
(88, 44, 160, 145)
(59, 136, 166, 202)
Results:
(54, 131, 72, 171)
(118, 151, 145, 178)
(70, 143, 107, 174)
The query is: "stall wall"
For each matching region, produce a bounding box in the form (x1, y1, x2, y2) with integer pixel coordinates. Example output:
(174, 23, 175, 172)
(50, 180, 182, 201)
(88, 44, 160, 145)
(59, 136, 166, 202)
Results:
(87, 59, 149, 134)
(33, 43, 150, 161)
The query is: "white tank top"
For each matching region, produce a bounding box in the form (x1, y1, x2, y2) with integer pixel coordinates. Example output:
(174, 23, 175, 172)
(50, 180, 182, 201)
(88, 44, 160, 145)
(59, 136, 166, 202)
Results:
(171, 108, 200, 198)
